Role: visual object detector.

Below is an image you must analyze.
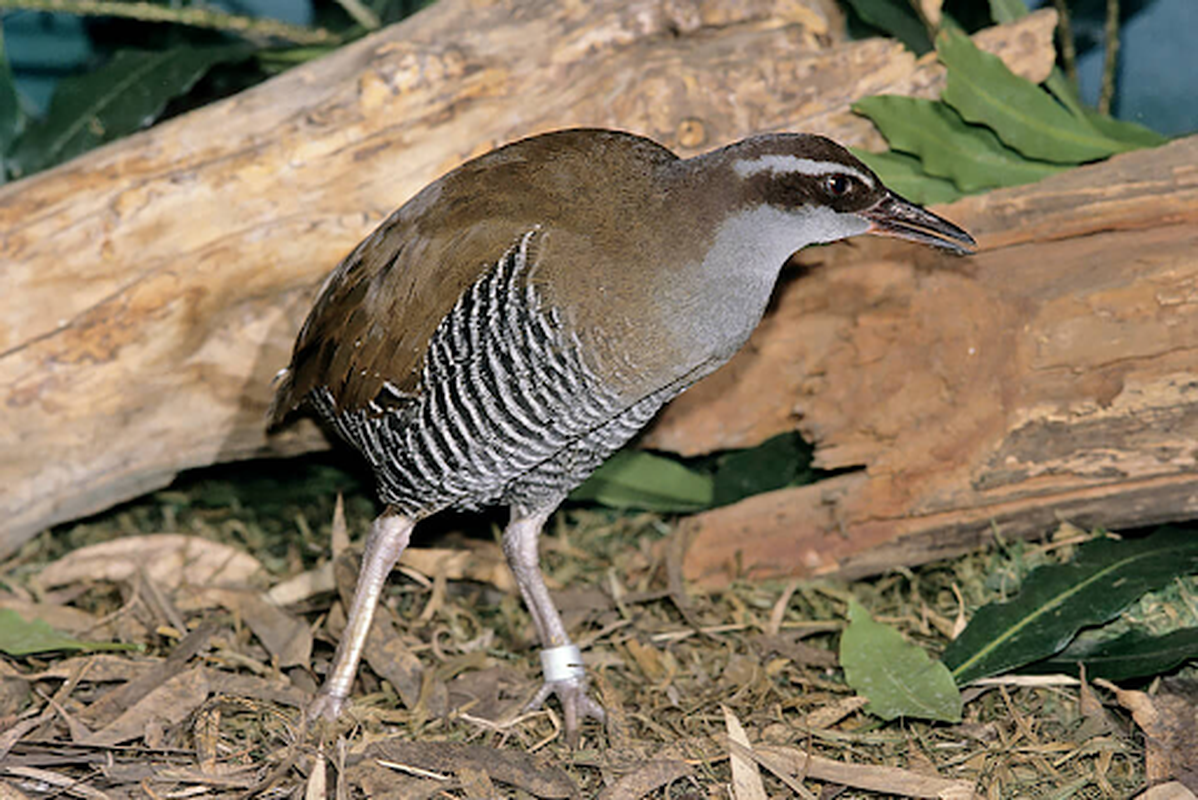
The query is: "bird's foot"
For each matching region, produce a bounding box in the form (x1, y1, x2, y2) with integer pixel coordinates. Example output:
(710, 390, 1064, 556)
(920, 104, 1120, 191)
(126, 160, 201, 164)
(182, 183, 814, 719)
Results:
(526, 676, 606, 743)
(307, 690, 347, 724)
(526, 644, 604, 744)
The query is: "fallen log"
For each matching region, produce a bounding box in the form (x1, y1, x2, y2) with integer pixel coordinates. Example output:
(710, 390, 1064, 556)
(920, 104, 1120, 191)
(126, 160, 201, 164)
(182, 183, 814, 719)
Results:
(0, 0, 1056, 557)
(667, 135, 1198, 586)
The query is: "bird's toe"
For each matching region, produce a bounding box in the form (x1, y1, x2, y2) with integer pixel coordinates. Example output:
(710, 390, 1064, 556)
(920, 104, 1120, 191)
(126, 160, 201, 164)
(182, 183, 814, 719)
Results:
(527, 677, 605, 744)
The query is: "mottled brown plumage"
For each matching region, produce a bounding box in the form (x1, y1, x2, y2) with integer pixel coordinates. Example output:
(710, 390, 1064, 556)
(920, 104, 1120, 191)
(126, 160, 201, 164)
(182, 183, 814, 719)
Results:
(271, 128, 975, 740)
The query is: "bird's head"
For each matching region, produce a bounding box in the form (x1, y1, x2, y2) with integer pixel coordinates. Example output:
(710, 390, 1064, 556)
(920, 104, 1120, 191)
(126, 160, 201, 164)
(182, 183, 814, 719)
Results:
(722, 133, 976, 255)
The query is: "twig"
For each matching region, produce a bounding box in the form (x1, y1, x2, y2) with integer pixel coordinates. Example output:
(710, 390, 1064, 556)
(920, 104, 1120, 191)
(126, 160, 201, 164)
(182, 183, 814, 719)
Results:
(972, 674, 1079, 687)
(766, 578, 800, 637)
(1100, 0, 1120, 115)
(1051, 0, 1078, 88)
(0, 0, 340, 46)
(375, 759, 451, 781)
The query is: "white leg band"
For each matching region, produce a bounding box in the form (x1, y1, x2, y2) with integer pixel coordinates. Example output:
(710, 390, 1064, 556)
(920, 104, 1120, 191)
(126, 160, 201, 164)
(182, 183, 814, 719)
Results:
(540, 644, 586, 683)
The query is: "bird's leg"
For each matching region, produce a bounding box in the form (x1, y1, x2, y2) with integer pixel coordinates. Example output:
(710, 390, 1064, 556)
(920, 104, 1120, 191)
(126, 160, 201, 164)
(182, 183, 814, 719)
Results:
(310, 510, 414, 721)
(502, 507, 605, 742)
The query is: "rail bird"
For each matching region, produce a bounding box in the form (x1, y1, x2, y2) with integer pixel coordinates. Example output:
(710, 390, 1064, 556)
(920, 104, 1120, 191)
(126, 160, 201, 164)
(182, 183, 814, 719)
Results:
(270, 128, 975, 740)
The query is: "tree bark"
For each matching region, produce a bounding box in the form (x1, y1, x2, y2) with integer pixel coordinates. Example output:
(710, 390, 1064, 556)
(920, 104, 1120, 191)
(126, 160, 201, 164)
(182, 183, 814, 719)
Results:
(668, 135, 1198, 587)
(0, 0, 1057, 557)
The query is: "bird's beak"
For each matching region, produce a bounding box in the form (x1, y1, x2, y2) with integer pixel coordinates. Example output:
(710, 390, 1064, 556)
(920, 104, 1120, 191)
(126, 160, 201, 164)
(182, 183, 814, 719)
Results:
(859, 191, 977, 255)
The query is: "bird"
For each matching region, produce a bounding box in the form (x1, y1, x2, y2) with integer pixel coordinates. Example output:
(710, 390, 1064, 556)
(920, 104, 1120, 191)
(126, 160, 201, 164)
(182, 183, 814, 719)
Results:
(269, 127, 975, 740)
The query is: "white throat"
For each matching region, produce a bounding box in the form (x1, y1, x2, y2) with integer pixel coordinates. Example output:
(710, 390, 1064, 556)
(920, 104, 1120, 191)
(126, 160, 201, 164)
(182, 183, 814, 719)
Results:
(707, 203, 871, 269)
(660, 203, 870, 369)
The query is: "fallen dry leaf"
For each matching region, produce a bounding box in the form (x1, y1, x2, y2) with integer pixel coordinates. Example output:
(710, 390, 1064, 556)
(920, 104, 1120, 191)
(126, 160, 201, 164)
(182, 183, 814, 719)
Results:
(5, 767, 111, 800)
(266, 562, 335, 606)
(445, 666, 527, 724)
(399, 544, 515, 593)
(32, 654, 158, 683)
(348, 759, 446, 798)
(457, 765, 497, 799)
(802, 695, 869, 729)
(181, 587, 312, 668)
(754, 744, 978, 799)
(1099, 679, 1198, 787)
(37, 535, 263, 591)
(751, 631, 838, 669)
(1136, 782, 1198, 800)
(269, 541, 515, 608)
(0, 671, 30, 718)
(152, 765, 259, 788)
(203, 668, 308, 707)
(595, 759, 694, 800)
(79, 621, 216, 730)
(0, 779, 33, 800)
(305, 747, 327, 800)
(719, 654, 765, 693)
(87, 664, 209, 746)
(360, 740, 579, 799)
(723, 705, 767, 800)
(0, 718, 42, 762)
(624, 638, 672, 684)
(331, 493, 350, 559)
(1076, 666, 1117, 739)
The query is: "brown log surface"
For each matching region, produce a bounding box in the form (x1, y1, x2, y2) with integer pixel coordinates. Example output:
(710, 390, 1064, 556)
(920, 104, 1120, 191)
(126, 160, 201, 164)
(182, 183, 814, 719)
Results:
(0, 0, 1058, 557)
(670, 136, 1198, 586)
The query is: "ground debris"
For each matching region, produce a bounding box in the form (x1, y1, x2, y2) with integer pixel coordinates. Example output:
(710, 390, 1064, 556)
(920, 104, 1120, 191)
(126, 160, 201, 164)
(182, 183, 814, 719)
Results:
(1100, 677, 1198, 790)
(360, 739, 579, 798)
(0, 476, 1156, 798)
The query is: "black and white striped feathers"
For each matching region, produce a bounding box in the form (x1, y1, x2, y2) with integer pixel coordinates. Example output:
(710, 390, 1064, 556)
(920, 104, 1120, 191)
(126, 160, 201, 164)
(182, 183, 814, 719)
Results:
(310, 229, 678, 517)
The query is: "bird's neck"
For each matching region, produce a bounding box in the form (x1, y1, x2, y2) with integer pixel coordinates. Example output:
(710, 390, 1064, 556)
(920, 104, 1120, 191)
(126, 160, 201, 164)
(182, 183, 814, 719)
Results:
(655, 204, 803, 367)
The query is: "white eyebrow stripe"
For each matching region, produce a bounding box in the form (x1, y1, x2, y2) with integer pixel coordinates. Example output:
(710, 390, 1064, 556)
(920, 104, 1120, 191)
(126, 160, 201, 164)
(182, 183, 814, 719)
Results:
(733, 154, 874, 188)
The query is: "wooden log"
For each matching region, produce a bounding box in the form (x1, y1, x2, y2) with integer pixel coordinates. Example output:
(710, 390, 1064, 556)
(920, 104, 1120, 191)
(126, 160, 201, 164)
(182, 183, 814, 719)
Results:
(669, 135, 1198, 587)
(0, 0, 1056, 557)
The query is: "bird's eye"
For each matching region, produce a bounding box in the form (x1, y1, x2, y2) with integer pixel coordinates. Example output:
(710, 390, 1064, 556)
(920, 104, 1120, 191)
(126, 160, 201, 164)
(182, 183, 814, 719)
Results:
(825, 174, 852, 197)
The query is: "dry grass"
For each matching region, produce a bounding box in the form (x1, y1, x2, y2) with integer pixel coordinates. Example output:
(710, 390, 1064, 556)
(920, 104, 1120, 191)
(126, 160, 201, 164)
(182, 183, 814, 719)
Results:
(0, 455, 1157, 798)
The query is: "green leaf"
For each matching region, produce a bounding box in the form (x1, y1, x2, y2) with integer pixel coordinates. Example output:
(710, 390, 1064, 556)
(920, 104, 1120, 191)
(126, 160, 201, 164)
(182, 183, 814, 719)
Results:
(1081, 108, 1169, 148)
(1022, 626, 1198, 683)
(711, 433, 813, 507)
(570, 450, 713, 512)
(9, 44, 252, 179)
(987, 0, 1029, 24)
(842, 0, 932, 54)
(1043, 67, 1093, 123)
(1040, 61, 1166, 149)
(0, 31, 24, 172)
(1041, 66, 1165, 148)
(256, 45, 340, 74)
(0, 609, 138, 656)
(937, 29, 1132, 164)
(853, 95, 1065, 192)
(943, 528, 1198, 685)
(851, 148, 963, 205)
(840, 600, 962, 722)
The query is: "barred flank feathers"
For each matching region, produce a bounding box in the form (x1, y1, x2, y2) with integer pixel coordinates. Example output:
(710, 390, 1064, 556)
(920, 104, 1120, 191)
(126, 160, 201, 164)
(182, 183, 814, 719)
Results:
(311, 229, 676, 518)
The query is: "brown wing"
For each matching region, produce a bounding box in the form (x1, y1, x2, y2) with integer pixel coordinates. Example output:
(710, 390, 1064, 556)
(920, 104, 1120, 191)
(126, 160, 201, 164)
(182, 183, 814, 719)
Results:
(269, 129, 680, 426)
(269, 208, 530, 424)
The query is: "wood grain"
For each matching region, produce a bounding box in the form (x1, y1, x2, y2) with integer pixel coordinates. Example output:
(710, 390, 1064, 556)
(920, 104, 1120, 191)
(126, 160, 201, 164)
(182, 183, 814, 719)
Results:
(668, 136, 1198, 586)
(0, 0, 1056, 556)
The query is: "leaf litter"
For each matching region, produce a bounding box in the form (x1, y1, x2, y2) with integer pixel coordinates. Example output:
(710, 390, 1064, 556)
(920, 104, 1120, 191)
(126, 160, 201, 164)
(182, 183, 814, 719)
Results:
(3, 457, 1194, 797)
